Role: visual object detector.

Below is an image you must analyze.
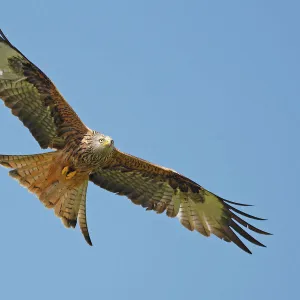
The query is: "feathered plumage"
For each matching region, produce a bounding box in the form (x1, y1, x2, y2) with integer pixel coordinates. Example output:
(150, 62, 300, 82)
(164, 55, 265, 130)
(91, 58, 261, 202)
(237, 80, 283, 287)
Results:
(0, 30, 270, 253)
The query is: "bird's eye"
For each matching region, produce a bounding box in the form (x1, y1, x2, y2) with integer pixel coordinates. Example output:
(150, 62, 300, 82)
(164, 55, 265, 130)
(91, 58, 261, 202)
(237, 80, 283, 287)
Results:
(99, 138, 104, 143)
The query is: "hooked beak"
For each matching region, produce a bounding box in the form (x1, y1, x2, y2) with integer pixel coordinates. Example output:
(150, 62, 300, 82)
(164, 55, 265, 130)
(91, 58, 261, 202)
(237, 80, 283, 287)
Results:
(103, 137, 114, 147)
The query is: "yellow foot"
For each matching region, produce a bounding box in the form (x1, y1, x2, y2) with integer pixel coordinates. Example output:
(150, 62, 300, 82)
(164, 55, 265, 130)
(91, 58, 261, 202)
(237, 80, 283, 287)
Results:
(62, 166, 69, 175)
(62, 166, 77, 180)
(66, 170, 77, 180)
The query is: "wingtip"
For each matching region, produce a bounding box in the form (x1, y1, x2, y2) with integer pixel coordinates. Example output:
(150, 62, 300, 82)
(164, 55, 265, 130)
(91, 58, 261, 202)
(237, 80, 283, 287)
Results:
(223, 198, 253, 207)
(245, 249, 252, 255)
(239, 242, 252, 254)
(0, 29, 9, 43)
(226, 203, 267, 221)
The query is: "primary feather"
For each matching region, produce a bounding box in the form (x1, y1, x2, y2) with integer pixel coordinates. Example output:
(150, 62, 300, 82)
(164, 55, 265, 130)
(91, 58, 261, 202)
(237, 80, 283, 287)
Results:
(0, 29, 270, 253)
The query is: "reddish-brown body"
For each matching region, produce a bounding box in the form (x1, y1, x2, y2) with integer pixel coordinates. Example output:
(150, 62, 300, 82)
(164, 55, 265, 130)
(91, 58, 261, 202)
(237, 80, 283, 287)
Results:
(0, 29, 270, 253)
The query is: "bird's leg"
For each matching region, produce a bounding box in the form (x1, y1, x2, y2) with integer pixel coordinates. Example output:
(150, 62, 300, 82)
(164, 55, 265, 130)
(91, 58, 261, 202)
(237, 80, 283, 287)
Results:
(61, 166, 77, 180)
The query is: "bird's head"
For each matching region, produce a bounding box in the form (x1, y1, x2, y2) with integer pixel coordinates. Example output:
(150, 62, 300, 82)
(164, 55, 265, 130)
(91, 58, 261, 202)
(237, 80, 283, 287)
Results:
(90, 131, 114, 155)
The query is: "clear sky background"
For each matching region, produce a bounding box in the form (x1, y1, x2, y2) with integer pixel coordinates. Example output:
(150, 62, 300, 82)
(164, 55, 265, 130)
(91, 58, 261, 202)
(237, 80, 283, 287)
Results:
(0, 1, 299, 299)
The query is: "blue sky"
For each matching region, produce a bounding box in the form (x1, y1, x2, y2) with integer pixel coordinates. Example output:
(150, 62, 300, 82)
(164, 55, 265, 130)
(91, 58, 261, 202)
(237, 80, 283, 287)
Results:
(0, 1, 299, 299)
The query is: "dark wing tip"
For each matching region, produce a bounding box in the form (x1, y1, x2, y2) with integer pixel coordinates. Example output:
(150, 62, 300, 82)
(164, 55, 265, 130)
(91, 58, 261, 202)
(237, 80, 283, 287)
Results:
(216, 197, 271, 253)
(223, 198, 253, 207)
(261, 231, 273, 236)
(231, 212, 272, 236)
(222, 226, 253, 254)
(230, 220, 267, 248)
(0, 29, 14, 48)
(225, 203, 267, 221)
(0, 29, 8, 41)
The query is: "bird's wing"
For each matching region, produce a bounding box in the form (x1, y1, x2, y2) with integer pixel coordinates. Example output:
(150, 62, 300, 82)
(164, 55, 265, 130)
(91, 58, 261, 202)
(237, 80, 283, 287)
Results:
(90, 149, 271, 254)
(0, 30, 88, 149)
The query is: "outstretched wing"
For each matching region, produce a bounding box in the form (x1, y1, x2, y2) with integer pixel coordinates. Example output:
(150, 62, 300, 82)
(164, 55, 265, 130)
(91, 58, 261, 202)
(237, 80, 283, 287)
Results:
(0, 30, 87, 149)
(90, 149, 271, 254)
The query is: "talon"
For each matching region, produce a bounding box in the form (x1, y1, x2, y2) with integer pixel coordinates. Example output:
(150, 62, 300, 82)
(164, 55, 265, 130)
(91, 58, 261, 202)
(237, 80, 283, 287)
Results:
(66, 170, 77, 180)
(62, 166, 69, 175)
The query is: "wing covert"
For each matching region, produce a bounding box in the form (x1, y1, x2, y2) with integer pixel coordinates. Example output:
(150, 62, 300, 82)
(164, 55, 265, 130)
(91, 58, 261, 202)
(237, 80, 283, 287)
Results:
(90, 149, 271, 254)
(0, 29, 87, 149)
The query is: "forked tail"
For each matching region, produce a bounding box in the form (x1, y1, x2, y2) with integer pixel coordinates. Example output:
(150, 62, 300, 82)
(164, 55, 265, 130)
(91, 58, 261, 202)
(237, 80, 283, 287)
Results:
(0, 152, 92, 245)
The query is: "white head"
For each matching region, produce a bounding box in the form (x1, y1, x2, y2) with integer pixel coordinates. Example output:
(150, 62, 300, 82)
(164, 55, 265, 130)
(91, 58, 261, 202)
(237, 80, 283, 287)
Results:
(89, 131, 115, 156)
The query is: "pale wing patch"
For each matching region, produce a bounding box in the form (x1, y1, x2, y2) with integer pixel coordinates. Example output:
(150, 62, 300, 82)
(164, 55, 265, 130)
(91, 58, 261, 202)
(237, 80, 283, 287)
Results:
(176, 189, 224, 236)
(191, 205, 210, 236)
(0, 42, 22, 80)
(89, 164, 270, 253)
(167, 188, 181, 217)
(200, 190, 224, 224)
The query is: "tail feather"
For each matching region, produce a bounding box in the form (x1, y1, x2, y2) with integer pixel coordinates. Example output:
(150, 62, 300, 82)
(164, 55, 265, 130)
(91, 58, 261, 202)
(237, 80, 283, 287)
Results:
(64, 182, 88, 228)
(0, 153, 55, 169)
(55, 181, 86, 228)
(78, 181, 92, 246)
(3, 153, 55, 193)
(54, 180, 91, 244)
(40, 180, 66, 208)
(0, 152, 92, 245)
(10, 162, 54, 195)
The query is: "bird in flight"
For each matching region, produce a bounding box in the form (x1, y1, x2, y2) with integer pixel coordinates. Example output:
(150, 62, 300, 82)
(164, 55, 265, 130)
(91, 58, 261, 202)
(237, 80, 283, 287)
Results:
(0, 30, 270, 253)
